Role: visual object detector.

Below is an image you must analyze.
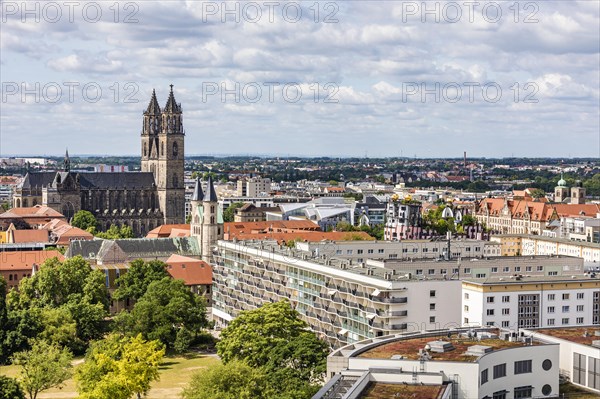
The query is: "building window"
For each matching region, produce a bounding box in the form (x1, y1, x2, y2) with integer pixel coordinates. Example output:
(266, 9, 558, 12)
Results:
(357, 249, 363, 254)
(476, 273, 486, 278)
(493, 391, 507, 399)
(577, 305, 584, 312)
(537, 266, 543, 271)
(493, 363, 506, 379)
(487, 297, 495, 303)
(576, 317, 584, 324)
(491, 267, 498, 273)
(514, 386, 533, 399)
(378, 249, 384, 254)
(487, 309, 495, 316)
(562, 318, 569, 325)
(589, 357, 600, 390)
(429, 316, 436, 323)
(502, 308, 510, 315)
(573, 353, 586, 385)
(548, 306, 555, 313)
(515, 266, 521, 272)
(562, 306, 570, 313)
(547, 318, 555, 326)
(526, 266, 532, 272)
(503, 267, 510, 272)
(481, 369, 488, 385)
(367, 249, 374, 254)
(430, 290, 436, 297)
(428, 269, 435, 275)
(502, 296, 510, 303)
(563, 293, 570, 300)
(346, 250, 353, 255)
(502, 321, 510, 327)
(464, 268, 471, 274)
(464, 305, 469, 312)
(577, 293, 584, 299)
(548, 294, 555, 300)
(464, 293, 469, 300)
(548, 271, 558, 276)
(430, 303, 436, 310)
(514, 360, 532, 374)
(416, 269, 423, 275)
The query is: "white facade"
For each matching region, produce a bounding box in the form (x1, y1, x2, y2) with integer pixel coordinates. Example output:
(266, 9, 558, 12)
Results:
(520, 236, 600, 266)
(320, 328, 560, 399)
(462, 278, 600, 329)
(520, 327, 600, 394)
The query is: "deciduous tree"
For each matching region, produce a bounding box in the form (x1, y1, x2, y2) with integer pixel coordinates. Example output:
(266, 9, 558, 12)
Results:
(12, 339, 72, 399)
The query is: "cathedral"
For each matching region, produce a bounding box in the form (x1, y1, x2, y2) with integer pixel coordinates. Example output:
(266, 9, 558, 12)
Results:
(12, 86, 186, 237)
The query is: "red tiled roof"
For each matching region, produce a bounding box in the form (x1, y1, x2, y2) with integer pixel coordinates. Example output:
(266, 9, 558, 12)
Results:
(11, 229, 50, 243)
(165, 254, 212, 286)
(0, 250, 64, 271)
(146, 224, 191, 238)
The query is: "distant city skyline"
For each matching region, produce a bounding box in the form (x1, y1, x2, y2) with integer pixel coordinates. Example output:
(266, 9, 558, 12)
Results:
(1, 1, 599, 157)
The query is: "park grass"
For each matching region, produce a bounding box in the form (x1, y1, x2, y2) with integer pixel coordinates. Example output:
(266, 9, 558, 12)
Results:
(0, 353, 220, 399)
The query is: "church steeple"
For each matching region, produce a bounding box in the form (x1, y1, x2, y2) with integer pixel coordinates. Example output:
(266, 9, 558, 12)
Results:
(204, 175, 218, 202)
(63, 148, 70, 172)
(191, 177, 204, 202)
(164, 84, 182, 114)
(145, 89, 161, 115)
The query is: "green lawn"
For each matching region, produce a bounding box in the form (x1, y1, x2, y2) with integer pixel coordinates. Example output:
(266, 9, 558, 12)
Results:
(0, 353, 220, 399)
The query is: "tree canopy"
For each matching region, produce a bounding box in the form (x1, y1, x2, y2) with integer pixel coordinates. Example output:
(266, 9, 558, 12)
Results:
(0, 375, 25, 399)
(76, 334, 164, 399)
(71, 210, 97, 231)
(12, 339, 73, 399)
(114, 277, 208, 351)
(112, 259, 170, 302)
(223, 202, 244, 222)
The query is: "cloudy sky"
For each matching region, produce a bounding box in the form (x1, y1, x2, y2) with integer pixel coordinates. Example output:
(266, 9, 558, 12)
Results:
(1, 0, 599, 157)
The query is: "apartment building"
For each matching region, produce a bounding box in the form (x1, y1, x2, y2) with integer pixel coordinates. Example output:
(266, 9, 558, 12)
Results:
(462, 276, 600, 329)
(296, 239, 500, 263)
(520, 326, 600, 395)
(317, 327, 559, 399)
(236, 177, 271, 197)
(212, 239, 584, 349)
(491, 235, 600, 267)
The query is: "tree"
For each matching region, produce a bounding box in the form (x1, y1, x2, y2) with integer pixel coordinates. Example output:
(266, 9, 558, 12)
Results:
(223, 202, 244, 223)
(112, 259, 170, 302)
(114, 278, 207, 351)
(216, 301, 327, 383)
(76, 334, 164, 399)
(95, 224, 134, 239)
(71, 210, 97, 231)
(0, 375, 26, 399)
(12, 339, 73, 399)
(181, 361, 273, 399)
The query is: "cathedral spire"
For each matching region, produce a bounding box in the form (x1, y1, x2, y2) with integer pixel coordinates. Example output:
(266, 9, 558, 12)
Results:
(164, 84, 181, 113)
(64, 148, 70, 172)
(191, 177, 204, 201)
(145, 89, 161, 115)
(204, 175, 218, 202)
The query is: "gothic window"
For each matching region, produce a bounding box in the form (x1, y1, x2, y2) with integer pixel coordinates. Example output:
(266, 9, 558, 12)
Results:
(160, 142, 164, 156)
(173, 142, 178, 157)
(211, 216, 215, 224)
(143, 142, 147, 157)
(23, 199, 28, 207)
(173, 173, 178, 188)
(16, 198, 21, 207)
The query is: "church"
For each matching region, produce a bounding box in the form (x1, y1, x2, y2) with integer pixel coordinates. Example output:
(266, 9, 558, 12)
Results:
(12, 86, 186, 237)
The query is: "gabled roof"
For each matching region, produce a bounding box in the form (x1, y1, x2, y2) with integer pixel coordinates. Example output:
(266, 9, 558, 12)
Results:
(0, 250, 64, 271)
(17, 172, 56, 189)
(0, 205, 64, 219)
(78, 172, 156, 189)
(165, 254, 212, 286)
(10, 229, 50, 244)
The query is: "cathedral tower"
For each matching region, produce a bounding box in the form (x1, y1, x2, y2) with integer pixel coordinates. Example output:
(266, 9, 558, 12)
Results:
(141, 86, 185, 224)
(190, 176, 223, 262)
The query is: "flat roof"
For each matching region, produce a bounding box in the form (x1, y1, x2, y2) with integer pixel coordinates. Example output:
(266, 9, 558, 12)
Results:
(357, 330, 535, 362)
(534, 327, 600, 347)
(463, 275, 600, 285)
(494, 234, 600, 250)
(359, 383, 446, 399)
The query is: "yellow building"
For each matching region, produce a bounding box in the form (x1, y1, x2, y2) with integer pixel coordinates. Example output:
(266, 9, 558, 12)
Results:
(489, 235, 523, 256)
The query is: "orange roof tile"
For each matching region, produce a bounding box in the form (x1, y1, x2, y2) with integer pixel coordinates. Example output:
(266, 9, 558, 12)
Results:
(0, 250, 64, 271)
(10, 229, 50, 243)
(165, 254, 212, 286)
(146, 224, 191, 238)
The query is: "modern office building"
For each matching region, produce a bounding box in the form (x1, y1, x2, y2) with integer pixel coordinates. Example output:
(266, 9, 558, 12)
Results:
(315, 327, 559, 399)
